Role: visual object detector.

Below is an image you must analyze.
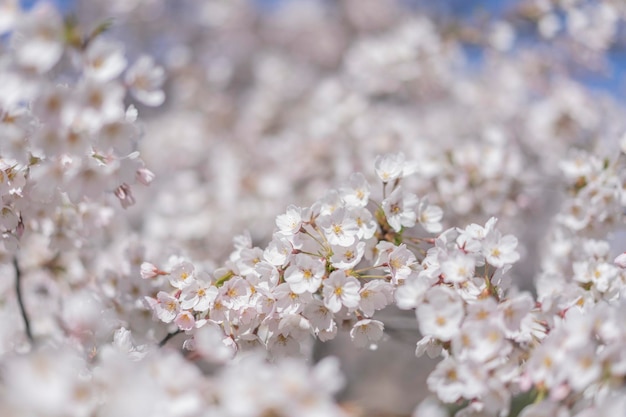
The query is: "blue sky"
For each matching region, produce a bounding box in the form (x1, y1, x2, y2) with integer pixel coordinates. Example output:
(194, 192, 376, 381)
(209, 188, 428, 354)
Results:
(21, 0, 73, 11)
(19, 0, 626, 97)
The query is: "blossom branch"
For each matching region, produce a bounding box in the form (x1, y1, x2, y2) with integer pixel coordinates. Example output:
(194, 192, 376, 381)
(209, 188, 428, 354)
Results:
(158, 329, 182, 348)
(13, 257, 33, 344)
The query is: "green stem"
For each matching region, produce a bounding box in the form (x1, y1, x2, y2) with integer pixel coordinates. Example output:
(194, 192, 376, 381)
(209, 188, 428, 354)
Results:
(354, 274, 388, 279)
(215, 271, 234, 287)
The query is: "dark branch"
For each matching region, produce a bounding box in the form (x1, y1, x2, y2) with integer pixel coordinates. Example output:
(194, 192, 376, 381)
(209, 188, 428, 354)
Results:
(13, 257, 33, 344)
(158, 329, 182, 348)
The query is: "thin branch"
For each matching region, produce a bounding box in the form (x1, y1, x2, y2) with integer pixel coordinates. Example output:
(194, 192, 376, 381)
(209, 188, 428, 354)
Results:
(158, 329, 182, 348)
(13, 256, 33, 344)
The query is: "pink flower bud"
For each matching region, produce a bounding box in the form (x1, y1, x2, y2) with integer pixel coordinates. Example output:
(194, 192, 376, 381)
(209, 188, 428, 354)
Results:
(114, 183, 136, 209)
(614, 252, 626, 268)
(140, 262, 163, 279)
(136, 168, 155, 186)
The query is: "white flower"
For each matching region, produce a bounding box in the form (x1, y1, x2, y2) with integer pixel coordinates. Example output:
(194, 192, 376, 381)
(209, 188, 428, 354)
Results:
(417, 286, 464, 341)
(441, 251, 475, 284)
(359, 280, 393, 317)
(76, 80, 126, 130)
(498, 292, 534, 333)
(340, 172, 370, 207)
(482, 230, 520, 268)
(465, 297, 499, 323)
(284, 254, 325, 294)
(375, 152, 405, 183)
(386, 243, 416, 282)
(563, 346, 601, 391)
(322, 270, 361, 313)
(275, 204, 303, 236)
(427, 358, 485, 403)
(330, 241, 365, 270)
(84, 38, 128, 82)
(278, 313, 312, 341)
(352, 207, 378, 239)
(452, 321, 509, 363)
(32, 83, 71, 124)
(66, 157, 114, 202)
(61, 289, 112, 339)
(274, 283, 310, 314)
(318, 207, 359, 247)
(350, 319, 384, 348)
(237, 246, 265, 276)
(113, 327, 148, 360)
(303, 299, 334, 332)
(125, 55, 166, 106)
(254, 261, 280, 288)
(192, 322, 236, 363)
(526, 338, 566, 389)
(395, 272, 431, 310)
(268, 333, 301, 356)
(11, 3, 64, 73)
(175, 310, 195, 331)
(98, 120, 139, 155)
(218, 277, 251, 310)
(457, 217, 497, 248)
(168, 260, 195, 289)
(317, 189, 343, 216)
(264, 234, 293, 266)
(382, 186, 419, 232)
(415, 336, 442, 358)
(418, 200, 443, 233)
(153, 291, 180, 323)
(180, 280, 218, 311)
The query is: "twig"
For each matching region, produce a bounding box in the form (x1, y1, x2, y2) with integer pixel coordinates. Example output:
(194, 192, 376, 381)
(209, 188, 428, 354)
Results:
(13, 257, 33, 344)
(158, 329, 182, 348)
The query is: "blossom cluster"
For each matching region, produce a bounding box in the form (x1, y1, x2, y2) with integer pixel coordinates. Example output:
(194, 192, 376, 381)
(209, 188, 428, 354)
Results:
(0, 2, 164, 261)
(141, 154, 443, 355)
